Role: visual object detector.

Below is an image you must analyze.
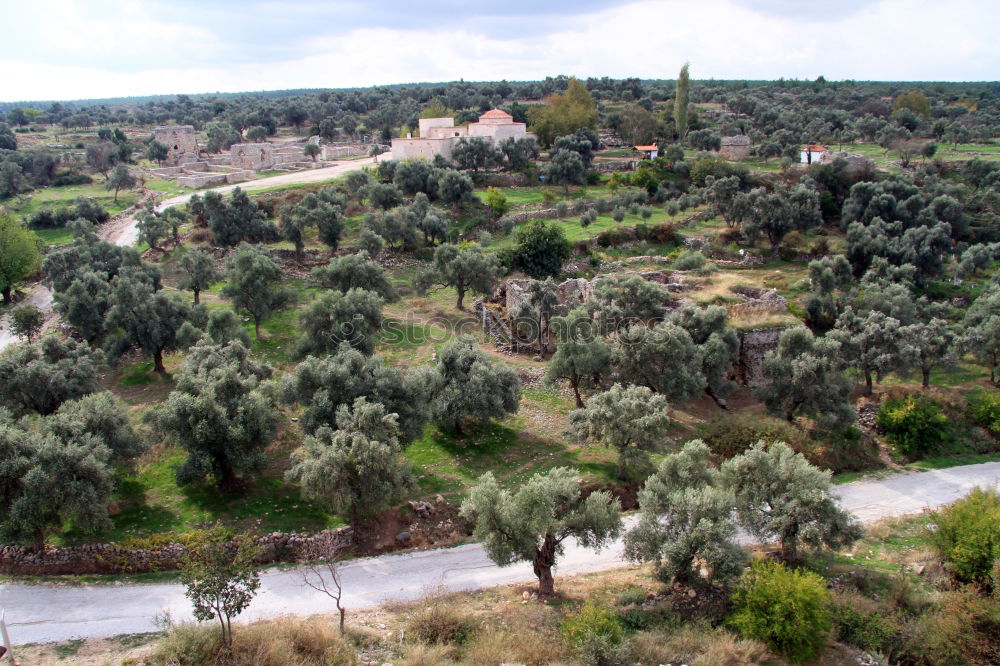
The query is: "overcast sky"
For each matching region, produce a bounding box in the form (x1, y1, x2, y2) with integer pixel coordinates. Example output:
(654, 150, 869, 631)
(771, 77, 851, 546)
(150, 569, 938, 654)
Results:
(1, 0, 997, 102)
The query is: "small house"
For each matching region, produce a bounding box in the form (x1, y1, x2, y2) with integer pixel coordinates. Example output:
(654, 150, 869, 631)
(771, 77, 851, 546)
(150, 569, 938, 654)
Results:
(800, 143, 829, 164)
(633, 143, 659, 160)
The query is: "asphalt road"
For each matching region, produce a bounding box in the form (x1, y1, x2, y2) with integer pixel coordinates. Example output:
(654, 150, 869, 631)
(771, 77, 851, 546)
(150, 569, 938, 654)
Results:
(2, 461, 998, 646)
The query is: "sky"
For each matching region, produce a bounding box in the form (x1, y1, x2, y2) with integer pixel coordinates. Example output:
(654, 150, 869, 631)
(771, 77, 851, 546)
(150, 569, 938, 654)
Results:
(0, 0, 997, 102)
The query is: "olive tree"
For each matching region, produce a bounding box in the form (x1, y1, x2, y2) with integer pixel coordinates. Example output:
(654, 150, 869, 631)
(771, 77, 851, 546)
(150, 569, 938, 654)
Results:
(757, 327, 855, 427)
(829, 307, 907, 396)
(294, 288, 384, 358)
(147, 340, 277, 491)
(280, 345, 429, 442)
(104, 276, 192, 373)
(624, 439, 745, 585)
(177, 248, 220, 304)
(9, 304, 44, 342)
(286, 398, 415, 539)
(418, 243, 501, 310)
(460, 467, 621, 595)
(0, 335, 101, 415)
(429, 335, 520, 434)
(721, 441, 862, 561)
(310, 252, 397, 302)
(615, 322, 705, 404)
(0, 212, 41, 305)
(220, 243, 295, 340)
(546, 308, 612, 407)
(571, 383, 670, 480)
(963, 286, 1000, 385)
(670, 304, 740, 405)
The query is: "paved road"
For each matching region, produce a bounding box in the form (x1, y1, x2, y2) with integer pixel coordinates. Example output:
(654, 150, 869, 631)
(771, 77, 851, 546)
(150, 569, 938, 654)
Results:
(2, 461, 998, 646)
(0, 157, 381, 353)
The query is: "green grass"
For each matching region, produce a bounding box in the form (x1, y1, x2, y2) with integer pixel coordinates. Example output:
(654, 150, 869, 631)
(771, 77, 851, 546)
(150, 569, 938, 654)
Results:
(8, 181, 140, 218)
(32, 226, 75, 246)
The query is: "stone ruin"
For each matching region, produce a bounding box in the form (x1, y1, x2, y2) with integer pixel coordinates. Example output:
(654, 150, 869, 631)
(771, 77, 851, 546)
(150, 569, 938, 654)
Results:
(720, 135, 751, 160)
(818, 151, 875, 175)
(479, 275, 791, 386)
(153, 125, 199, 166)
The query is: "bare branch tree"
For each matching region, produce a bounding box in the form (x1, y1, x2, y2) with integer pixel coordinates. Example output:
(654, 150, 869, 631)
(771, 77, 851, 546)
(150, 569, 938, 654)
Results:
(299, 531, 348, 634)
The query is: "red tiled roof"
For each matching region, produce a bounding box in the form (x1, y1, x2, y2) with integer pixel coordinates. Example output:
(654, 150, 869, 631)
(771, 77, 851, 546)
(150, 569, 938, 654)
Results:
(634, 144, 658, 151)
(804, 144, 828, 152)
(480, 109, 513, 120)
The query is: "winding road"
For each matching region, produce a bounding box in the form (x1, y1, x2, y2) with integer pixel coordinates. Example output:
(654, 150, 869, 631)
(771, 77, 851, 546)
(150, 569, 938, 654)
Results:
(1, 461, 998, 646)
(0, 156, 382, 352)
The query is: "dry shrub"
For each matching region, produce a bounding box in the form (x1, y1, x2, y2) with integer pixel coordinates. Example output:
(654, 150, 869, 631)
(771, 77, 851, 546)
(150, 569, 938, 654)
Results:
(462, 628, 574, 666)
(396, 642, 457, 666)
(151, 617, 356, 666)
(406, 602, 477, 645)
(187, 227, 213, 244)
(629, 625, 711, 664)
(691, 630, 772, 665)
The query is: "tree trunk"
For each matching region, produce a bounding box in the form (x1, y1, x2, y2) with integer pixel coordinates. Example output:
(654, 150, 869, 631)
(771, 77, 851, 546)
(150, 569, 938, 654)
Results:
(218, 461, 240, 493)
(338, 604, 345, 635)
(456, 287, 465, 310)
(572, 382, 584, 408)
(1, 286, 11, 305)
(864, 370, 873, 396)
(153, 348, 166, 374)
(454, 420, 464, 436)
(193, 288, 201, 305)
(254, 317, 262, 341)
(922, 366, 931, 390)
(533, 534, 557, 596)
(616, 451, 627, 481)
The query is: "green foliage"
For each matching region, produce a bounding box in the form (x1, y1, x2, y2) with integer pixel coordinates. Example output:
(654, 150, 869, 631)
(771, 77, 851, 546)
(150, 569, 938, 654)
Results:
(968, 390, 1000, 435)
(758, 326, 855, 428)
(176, 248, 220, 304)
(180, 534, 262, 649)
(698, 412, 805, 460)
(460, 467, 621, 594)
(927, 488, 1000, 589)
(220, 243, 295, 339)
(0, 335, 101, 415)
(673, 249, 706, 271)
(421, 242, 501, 309)
(310, 252, 397, 302)
(286, 398, 415, 536)
(147, 340, 276, 491)
(280, 344, 429, 442)
(624, 440, 745, 585)
(105, 164, 136, 202)
(43, 391, 143, 465)
(0, 212, 41, 303)
(674, 63, 690, 140)
(8, 304, 44, 342)
(530, 78, 597, 147)
(429, 335, 520, 433)
(728, 559, 831, 663)
(561, 599, 624, 647)
(589, 275, 673, 331)
(830, 306, 905, 396)
(721, 441, 862, 560)
(963, 285, 1000, 385)
(546, 307, 612, 407)
(484, 186, 509, 217)
(669, 304, 740, 402)
(571, 383, 670, 480)
(546, 149, 585, 192)
(294, 288, 384, 358)
(877, 394, 950, 458)
(203, 189, 272, 248)
(104, 276, 192, 373)
(615, 322, 705, 405)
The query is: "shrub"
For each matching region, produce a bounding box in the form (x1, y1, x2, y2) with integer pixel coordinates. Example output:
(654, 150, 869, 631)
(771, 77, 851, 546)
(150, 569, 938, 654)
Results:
(877, 394, 951, 458)
(611, 207, 626, 223)
(928, 487, 1000, 588)
(556, 200, 569, 218)
(407, 603, 476, 645)
(968, 391, 1000, 436)
(698, 413, 806, 460)
(573, 198, 587, 214)
(831, 590, 898, 655)
(561, 599, 624, 648)
(483, 186, 509, 217)
(907, 588, 1000, 665)
(674, 249, 707, 271)
(584, 170, 602, 185)
(728, 559, 831, 663)
(51, 171, 92, 187)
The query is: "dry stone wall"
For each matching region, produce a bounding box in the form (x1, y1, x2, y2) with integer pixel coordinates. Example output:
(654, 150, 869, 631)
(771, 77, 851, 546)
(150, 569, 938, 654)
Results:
(737, 326, 791, 387)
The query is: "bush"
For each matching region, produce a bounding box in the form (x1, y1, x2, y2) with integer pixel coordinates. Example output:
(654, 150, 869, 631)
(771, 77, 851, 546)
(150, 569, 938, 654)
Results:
(556, 200, 569, 218)
(877, 394, 951, 458)
(728, 559, 831, 663)
(674, 249, 707, 271)
(907, 588, 1000, 665)
(699, 413, 806, 460)
(928, 487, 1000, 588)
(968, 391, 1000, 436)
(51, 171, 93, 187)
(831, 590, 898, 655)
(561, 599, 624, 648)
(611, 207, 626, 223)
(407, 603, 476, 645)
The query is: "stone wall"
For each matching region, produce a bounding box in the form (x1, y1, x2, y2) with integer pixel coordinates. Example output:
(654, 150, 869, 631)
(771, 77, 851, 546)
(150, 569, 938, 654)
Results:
(720, 135, 751, 161)
(593, 160, 638, 172)
(0, 528, 352, 576)
(231, 143, 275, 170)
(737, 326, 791, 386)
(153, 125, 199, 166)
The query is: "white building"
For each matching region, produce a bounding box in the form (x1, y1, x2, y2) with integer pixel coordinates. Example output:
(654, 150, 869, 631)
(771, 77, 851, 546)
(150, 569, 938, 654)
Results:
(391, 109, 535, 161)
(800, 143, 830, 164)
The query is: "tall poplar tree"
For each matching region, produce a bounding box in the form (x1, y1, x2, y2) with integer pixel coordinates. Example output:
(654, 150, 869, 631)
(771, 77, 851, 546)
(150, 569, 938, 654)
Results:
(674, 62, 690, 141)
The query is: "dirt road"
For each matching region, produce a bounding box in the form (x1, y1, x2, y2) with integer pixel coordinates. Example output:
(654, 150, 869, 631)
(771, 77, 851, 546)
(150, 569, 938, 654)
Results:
(2, 460, 997, 646)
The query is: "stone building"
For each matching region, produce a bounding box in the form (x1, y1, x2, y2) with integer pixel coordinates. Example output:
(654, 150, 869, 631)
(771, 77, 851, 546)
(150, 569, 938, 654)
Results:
(720, 135, 751, 160)
(230, 143, 275, 170)
(391, 109, 535, 161)
(800, 143, 830, 164)
(152, 125, 199, 166)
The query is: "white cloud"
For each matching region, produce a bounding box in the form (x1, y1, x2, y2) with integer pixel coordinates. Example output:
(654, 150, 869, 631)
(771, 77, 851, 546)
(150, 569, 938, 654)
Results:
(1, 0, 997, 102)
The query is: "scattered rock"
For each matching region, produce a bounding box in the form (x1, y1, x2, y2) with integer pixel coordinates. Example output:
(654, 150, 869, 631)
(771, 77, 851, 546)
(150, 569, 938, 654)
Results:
(395, 531, 411, 544)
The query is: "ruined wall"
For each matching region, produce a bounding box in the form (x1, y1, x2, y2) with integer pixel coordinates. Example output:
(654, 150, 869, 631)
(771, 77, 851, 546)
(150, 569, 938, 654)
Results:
(720, 135, 752, 160)
(153, 125, 199, 166)
(391, 137, 457, 161)
(737, 326, 791, 387)
(230, 143, 275, 170)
